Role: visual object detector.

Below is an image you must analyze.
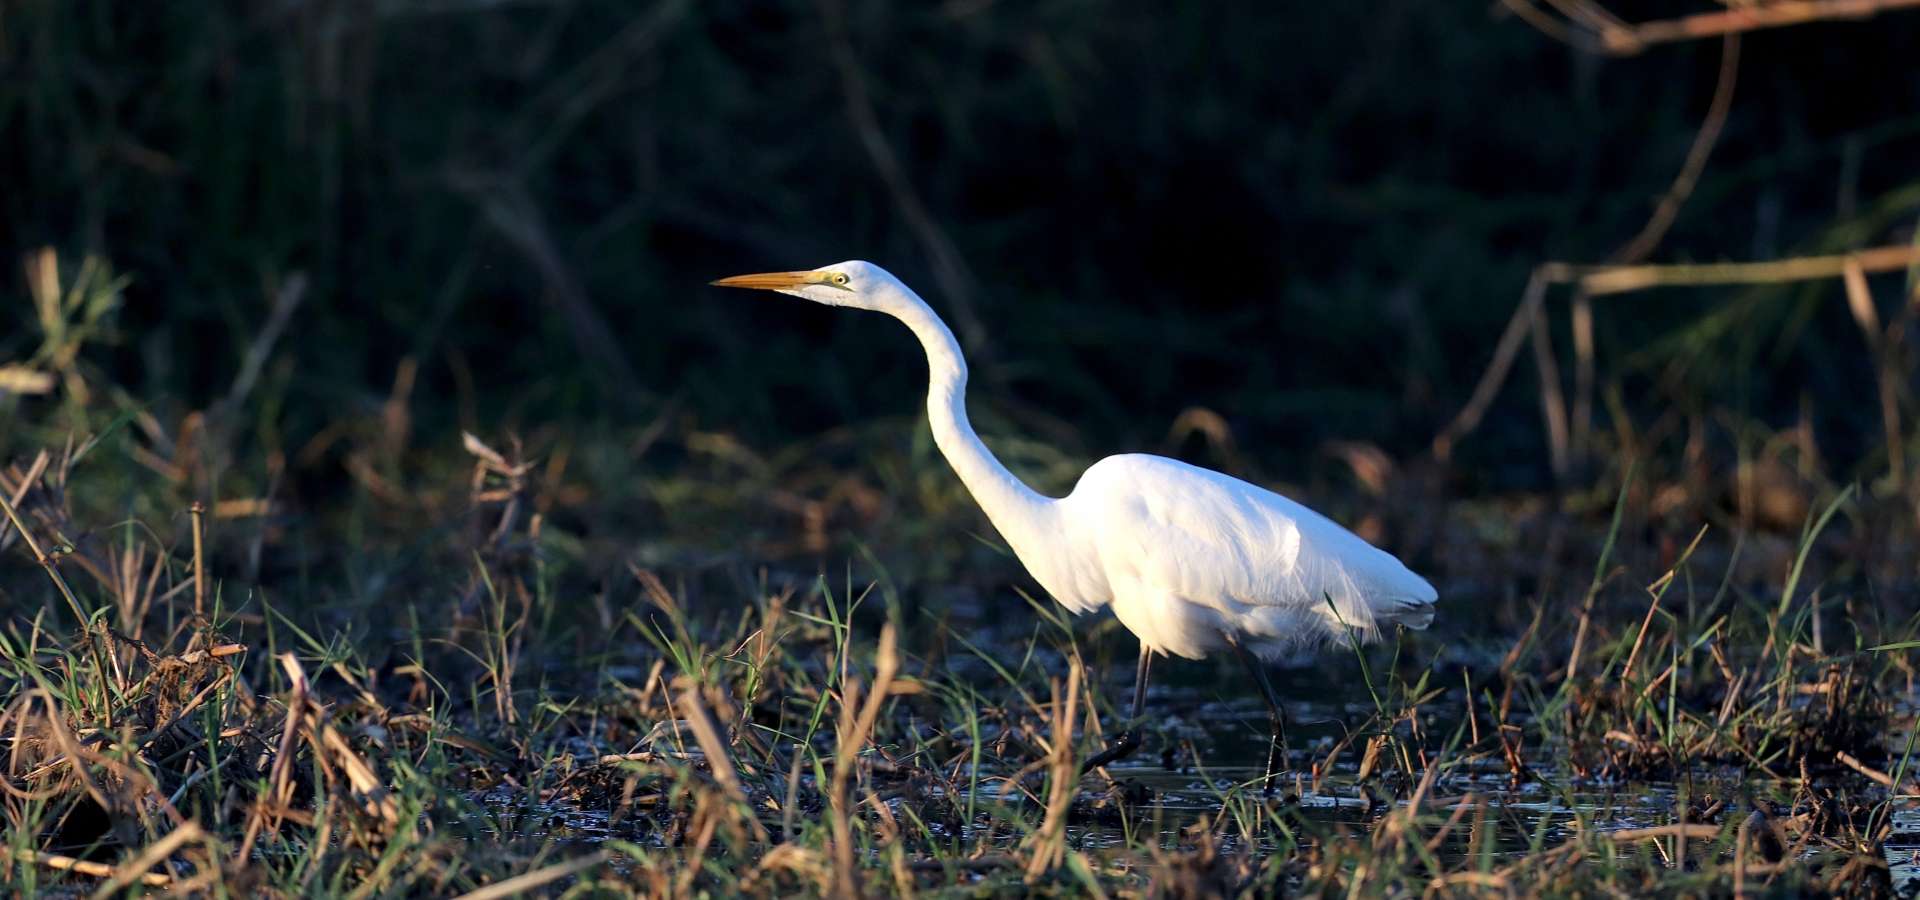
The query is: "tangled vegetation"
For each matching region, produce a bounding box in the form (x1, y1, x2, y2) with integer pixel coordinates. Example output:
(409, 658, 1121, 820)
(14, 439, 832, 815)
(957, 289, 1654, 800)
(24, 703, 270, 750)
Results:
(0, 390, 1914, 895)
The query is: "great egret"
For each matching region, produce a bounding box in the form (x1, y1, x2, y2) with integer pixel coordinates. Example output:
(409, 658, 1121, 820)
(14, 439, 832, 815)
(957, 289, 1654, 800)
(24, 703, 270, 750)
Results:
(714, 261, 1437, 791)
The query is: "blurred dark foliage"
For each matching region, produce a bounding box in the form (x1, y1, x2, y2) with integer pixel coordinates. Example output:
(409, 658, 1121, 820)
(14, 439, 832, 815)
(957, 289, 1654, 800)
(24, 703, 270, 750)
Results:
(3, 0, 1919, 491)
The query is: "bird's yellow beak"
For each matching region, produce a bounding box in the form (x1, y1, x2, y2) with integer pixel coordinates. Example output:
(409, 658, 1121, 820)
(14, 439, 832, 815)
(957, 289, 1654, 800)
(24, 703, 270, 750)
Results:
(710, 271, 821, 291)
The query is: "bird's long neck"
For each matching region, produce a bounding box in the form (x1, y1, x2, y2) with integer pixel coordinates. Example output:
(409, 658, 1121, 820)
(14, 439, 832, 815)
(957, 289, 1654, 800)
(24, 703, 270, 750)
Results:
(885, 288, 1056, 550)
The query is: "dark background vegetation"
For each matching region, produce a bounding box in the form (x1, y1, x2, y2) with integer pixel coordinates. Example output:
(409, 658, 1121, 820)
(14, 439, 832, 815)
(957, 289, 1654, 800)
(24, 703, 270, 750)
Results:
(3, 0, 1918, 588)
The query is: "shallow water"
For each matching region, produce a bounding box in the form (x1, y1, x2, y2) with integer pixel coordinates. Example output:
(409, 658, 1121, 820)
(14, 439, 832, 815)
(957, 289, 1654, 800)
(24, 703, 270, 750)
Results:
(482, 580, 1919, 885)
(464, 694, 1915, 886)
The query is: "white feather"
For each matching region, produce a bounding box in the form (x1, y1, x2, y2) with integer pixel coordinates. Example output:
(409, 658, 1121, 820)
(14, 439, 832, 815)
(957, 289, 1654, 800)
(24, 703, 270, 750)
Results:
(1055, 454, 1436, 660)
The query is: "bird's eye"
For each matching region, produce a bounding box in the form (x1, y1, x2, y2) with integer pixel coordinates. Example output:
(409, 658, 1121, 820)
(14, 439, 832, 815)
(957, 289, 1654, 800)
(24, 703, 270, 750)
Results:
(832, 273, 849, 285)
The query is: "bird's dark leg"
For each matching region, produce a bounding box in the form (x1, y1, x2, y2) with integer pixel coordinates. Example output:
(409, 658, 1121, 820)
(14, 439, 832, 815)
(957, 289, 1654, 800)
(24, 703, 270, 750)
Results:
(1081, 644, 1152, 774)
(1229, 638, 1290, 796)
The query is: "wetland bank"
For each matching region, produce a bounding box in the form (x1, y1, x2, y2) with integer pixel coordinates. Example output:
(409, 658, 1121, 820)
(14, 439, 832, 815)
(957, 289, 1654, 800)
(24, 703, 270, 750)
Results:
(0, 429, 1912, 895)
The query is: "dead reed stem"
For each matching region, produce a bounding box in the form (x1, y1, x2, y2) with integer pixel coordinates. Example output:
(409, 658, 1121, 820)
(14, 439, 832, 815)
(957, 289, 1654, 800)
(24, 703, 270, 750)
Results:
(1440, 243, 1920, 463)
(1570, 244, 1920, 295)
(1570, 33, 1740, 461)
(89, 821, 206, 899)
(1529, 292, 1571, 478)
(0, 847, 173, 889)
(676, 683, 758, 829)
(1836, 750, 1898, 788)
(829, 623, 899, 899)
(1024, 658, 1083, 883)
(238, 652, 311, 862)
(1610, 36, 1742, 268)
(0, 451, 50, 551)
(1605, 823, 1720, 841)
(190, 500, 207, 617)
(1843, 257, 1905, 490)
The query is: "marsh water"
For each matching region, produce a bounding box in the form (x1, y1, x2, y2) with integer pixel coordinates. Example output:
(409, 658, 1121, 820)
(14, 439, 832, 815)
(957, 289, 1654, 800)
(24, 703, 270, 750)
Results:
(461, 581, 1920, 885)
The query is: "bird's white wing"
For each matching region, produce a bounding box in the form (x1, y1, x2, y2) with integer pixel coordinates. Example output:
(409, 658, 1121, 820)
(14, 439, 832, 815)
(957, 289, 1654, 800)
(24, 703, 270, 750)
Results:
(1063, 454, 1435, 651)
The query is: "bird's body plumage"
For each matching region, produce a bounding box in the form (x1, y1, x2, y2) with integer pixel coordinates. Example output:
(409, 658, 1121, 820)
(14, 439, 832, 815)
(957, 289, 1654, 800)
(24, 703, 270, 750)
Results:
(715, 260, 1435, 784)
(1038, 453, 1436, 660)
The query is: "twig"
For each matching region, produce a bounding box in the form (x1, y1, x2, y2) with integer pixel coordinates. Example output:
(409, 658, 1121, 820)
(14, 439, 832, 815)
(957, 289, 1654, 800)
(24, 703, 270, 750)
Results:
(457, 179, 643, 393)
(1424, 871, 1513, 895)
(136, 668, 233, 752)
(1844, 258, 1904, 489)
(1496, 0, 1583, 46)
(1580, 34, 1739, 463)
(1433, 268, 1551, 461)
(88, 822, 204, 900)
(0, 450, 50, 551)
(319, 724, 400, 824)
(1024, 658, 1081, 882)
(1619, 591, 1663, 685)
(1572, 244, 1920, 295)
(828, 623, 899, 898)
(190, 501, 207, 617)
(1530, 292, 1570, 479)
(218, 272, 307, 417)
(677, 684, 769, 844)
(1610, 35, 1740, 267)
(1542, 0, 1628, 34)
(1598, 0, 1920, 55)
(0, 847, 171, 888)
(677, 690, 744, 799)
(1570, 292, 1597, 465)
(1836, 750, 1898, 788)
(1606, 823, 1721, 841)
(177, 643, 247, 664)
(238, 652, 309, 863)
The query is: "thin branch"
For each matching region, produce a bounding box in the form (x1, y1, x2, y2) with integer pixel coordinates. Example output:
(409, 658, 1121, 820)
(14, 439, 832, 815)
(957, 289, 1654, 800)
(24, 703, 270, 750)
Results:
(1569, 244, 1920, 295)
(1575, 33, 1739, 459)
(1530, 296, 1571, 479)
(1598, 0, 1920, 54)
(0, 847, 171, 889)
(1497, 0, 1584, 46)
(1844, 258, 1904, 489)
(1605, 823, 1722, 841)
(1611, 35, 1740, 267)
(1433, 268, 1552, 461)
(454, 177, 643, 393)
(217, 272, 308, 419)
(1541, 0, 1628, 33)
(88, 822, 205, 899)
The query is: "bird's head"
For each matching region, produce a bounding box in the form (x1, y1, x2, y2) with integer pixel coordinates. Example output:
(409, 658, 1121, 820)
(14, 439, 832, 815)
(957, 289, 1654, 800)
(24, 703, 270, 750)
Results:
(710, 260, 899, 311)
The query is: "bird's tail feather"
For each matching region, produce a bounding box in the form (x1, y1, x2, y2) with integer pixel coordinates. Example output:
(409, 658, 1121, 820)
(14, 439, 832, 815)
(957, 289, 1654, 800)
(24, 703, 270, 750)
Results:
(1379, 596, 1436, 630)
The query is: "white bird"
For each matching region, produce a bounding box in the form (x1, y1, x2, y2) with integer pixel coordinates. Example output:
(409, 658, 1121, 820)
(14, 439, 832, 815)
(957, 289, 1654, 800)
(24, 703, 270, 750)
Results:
(714, 261, 1437, 790)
